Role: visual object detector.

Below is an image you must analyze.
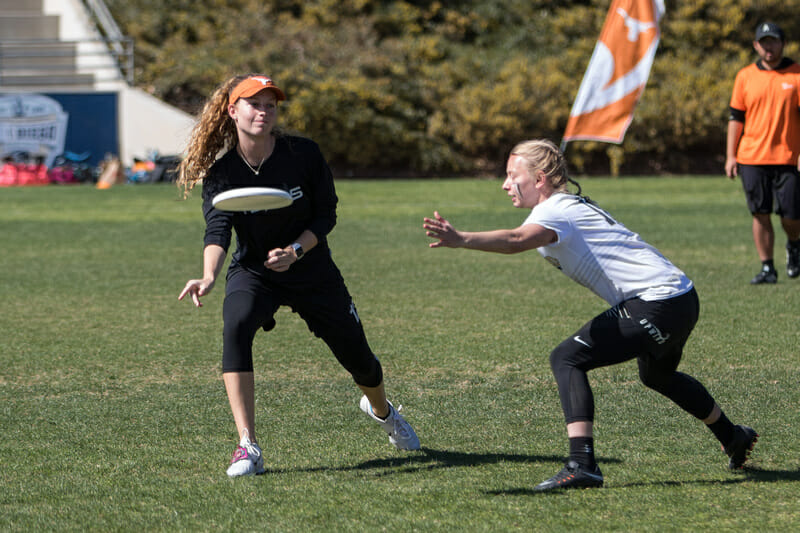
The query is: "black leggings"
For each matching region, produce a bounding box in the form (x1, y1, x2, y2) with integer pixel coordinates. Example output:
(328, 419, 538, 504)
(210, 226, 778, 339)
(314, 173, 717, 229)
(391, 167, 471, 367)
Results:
(549, 288, 716, 424)
(221, 269, 383, 387)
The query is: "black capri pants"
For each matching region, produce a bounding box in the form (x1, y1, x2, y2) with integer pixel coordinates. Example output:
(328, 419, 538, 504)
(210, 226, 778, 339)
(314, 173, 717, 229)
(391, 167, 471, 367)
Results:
(221, 267, 383, 387)
(549, 288, 716, 424)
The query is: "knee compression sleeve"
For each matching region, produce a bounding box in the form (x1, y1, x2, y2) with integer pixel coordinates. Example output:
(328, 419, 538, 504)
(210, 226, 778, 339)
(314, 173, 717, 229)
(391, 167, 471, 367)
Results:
(550, 344, 595, 424)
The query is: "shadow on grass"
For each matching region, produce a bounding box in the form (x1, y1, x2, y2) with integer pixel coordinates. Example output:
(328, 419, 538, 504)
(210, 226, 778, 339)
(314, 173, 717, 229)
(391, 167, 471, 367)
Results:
(739, 466, 800, 482)
(263, 447, 569, 476)
(606, 464, 800, 490)
(485, 465, 800, 496)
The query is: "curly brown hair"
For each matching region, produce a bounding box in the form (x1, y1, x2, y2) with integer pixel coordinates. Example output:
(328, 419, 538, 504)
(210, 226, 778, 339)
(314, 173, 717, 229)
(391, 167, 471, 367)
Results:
(177, 75, 244, 195)
(178, 74, 286, 196)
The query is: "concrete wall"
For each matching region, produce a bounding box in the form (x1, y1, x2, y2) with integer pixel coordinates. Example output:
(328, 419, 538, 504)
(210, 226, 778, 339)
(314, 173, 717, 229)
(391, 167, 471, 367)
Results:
(119, 86, 195, 161)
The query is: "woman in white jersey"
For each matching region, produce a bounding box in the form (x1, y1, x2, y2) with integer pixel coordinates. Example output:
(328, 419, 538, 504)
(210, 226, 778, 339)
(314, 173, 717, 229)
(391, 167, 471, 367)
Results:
(423, 139, 757, 491)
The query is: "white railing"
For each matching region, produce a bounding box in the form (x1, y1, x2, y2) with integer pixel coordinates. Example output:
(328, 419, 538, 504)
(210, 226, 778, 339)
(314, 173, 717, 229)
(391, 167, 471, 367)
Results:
(81, 0, 126, 57)
(79, 0, 133, 84)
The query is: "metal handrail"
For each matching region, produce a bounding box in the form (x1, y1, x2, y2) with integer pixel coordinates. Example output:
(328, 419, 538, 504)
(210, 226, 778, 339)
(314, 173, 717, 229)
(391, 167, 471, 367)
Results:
(81, 0, 124, 42)
(79, 0, 132, 83)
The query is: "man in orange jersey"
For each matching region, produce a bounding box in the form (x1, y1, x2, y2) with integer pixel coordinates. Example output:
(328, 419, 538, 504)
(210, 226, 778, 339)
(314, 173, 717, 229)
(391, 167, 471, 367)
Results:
(726, 22, 800, 284)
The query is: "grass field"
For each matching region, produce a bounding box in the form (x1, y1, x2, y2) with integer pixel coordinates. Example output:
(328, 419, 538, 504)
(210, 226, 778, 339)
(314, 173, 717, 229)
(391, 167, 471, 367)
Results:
(1, 177, 799, 531)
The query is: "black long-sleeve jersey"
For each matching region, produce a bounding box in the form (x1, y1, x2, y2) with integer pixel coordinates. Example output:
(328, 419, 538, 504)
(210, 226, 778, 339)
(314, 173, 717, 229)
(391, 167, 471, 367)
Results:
(201, 135, 340, 285)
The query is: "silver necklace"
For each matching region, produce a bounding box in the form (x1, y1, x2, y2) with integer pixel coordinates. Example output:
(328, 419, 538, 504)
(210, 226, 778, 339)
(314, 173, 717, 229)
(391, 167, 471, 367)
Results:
(237, 148, 266, 175)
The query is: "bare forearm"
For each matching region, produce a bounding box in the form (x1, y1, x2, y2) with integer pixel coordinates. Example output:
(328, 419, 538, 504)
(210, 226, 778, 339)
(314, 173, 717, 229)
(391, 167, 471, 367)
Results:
(725, 120, 744, 178)
(178, 244, 228, 307)
(425, 211, 556, 253)
(459, 229, 540, 254)
(292, 229, 318, 253)
(203, 244, 227, 281)
(726, 120, 743, 160)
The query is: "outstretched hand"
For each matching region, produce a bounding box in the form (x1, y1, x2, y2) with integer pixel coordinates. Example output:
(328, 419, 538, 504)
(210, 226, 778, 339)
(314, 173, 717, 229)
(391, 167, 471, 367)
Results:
(178, 278, 215, 307)
(423, 211, 463, 248)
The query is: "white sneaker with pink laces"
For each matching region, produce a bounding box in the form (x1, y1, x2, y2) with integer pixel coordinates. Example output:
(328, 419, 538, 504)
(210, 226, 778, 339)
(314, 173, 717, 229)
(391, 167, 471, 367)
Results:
(226, 431, 266, 477)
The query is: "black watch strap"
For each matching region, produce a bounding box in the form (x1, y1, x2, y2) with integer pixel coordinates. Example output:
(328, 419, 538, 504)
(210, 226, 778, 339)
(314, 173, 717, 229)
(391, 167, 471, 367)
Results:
(291, 242, 304, 259)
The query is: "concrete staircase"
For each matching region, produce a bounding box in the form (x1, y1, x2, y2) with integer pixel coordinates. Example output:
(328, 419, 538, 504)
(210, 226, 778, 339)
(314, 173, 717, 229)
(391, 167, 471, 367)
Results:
(0, 0, 193, 165)
(0, 0, 128, 91)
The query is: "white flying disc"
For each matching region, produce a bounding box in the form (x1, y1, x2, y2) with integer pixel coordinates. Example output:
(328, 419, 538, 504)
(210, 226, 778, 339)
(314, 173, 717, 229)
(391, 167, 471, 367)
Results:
(212, 187, 293, 212)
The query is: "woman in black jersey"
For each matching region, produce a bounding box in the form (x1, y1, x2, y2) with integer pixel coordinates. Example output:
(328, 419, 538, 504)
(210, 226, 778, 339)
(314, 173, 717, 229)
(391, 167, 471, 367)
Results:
(178, 74, 419, 477)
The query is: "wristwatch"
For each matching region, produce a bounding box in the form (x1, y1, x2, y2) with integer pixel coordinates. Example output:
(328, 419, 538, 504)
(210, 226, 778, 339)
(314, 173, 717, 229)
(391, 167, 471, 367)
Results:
(291, 242, 304, 259)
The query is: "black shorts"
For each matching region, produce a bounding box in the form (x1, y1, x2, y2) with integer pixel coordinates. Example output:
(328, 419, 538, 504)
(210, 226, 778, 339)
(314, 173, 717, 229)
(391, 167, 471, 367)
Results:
(739, 164, 800, 219)
(220, 266, 382, 386)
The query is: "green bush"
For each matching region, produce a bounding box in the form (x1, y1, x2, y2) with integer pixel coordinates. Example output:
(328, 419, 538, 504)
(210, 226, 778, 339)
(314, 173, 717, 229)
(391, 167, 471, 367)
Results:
(107, 0, 800, 175)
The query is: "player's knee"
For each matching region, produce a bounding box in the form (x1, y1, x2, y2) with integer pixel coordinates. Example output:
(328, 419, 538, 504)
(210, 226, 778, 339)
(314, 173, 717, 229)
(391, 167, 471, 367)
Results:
(223, 297, 261, 341)
(221, 298, 261, 372)
(549, 342, 577, 374)
(350, 356, 383, 388)
(638, 368, 670, 393)
(221, 355, 253, 373)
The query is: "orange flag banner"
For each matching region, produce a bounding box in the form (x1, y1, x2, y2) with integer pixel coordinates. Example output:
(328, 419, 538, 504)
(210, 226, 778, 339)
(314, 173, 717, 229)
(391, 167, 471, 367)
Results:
(562, 0, 664, 147)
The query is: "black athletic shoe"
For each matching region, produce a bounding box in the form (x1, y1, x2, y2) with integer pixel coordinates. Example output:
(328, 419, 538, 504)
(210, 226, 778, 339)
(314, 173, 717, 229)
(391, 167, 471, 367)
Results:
(787, 243, 800, 278)
(724, 425, 758, 470)
(533, 460, 604, 492)
(750, 269, 777, 285)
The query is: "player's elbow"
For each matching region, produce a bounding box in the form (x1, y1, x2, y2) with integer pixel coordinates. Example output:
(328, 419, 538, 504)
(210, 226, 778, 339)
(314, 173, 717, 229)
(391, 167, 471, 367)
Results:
(504, 233, 536, 254)
(507, 226, 555, 253)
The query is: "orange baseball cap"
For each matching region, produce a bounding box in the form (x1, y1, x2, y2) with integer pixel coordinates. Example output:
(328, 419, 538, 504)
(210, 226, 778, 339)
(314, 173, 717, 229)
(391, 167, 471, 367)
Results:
(229, 75, 286, 104)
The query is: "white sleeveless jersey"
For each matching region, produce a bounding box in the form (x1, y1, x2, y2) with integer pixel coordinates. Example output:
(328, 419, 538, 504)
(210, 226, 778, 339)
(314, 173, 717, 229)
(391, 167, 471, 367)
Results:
(524, 193, 693, 306)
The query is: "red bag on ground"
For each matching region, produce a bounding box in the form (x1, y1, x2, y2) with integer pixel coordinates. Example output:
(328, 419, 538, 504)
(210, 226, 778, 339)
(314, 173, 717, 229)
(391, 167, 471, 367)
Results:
(0, 163, 18, 186)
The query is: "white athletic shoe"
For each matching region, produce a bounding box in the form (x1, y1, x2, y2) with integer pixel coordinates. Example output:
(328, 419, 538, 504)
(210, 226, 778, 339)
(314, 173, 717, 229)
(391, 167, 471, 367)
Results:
(226, 431, 266, 477)
(359, 395, 420, 451)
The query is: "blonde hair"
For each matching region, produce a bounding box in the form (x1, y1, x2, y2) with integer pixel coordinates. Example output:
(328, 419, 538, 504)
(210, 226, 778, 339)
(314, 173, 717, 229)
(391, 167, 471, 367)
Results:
(510, 139, 569, 192)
